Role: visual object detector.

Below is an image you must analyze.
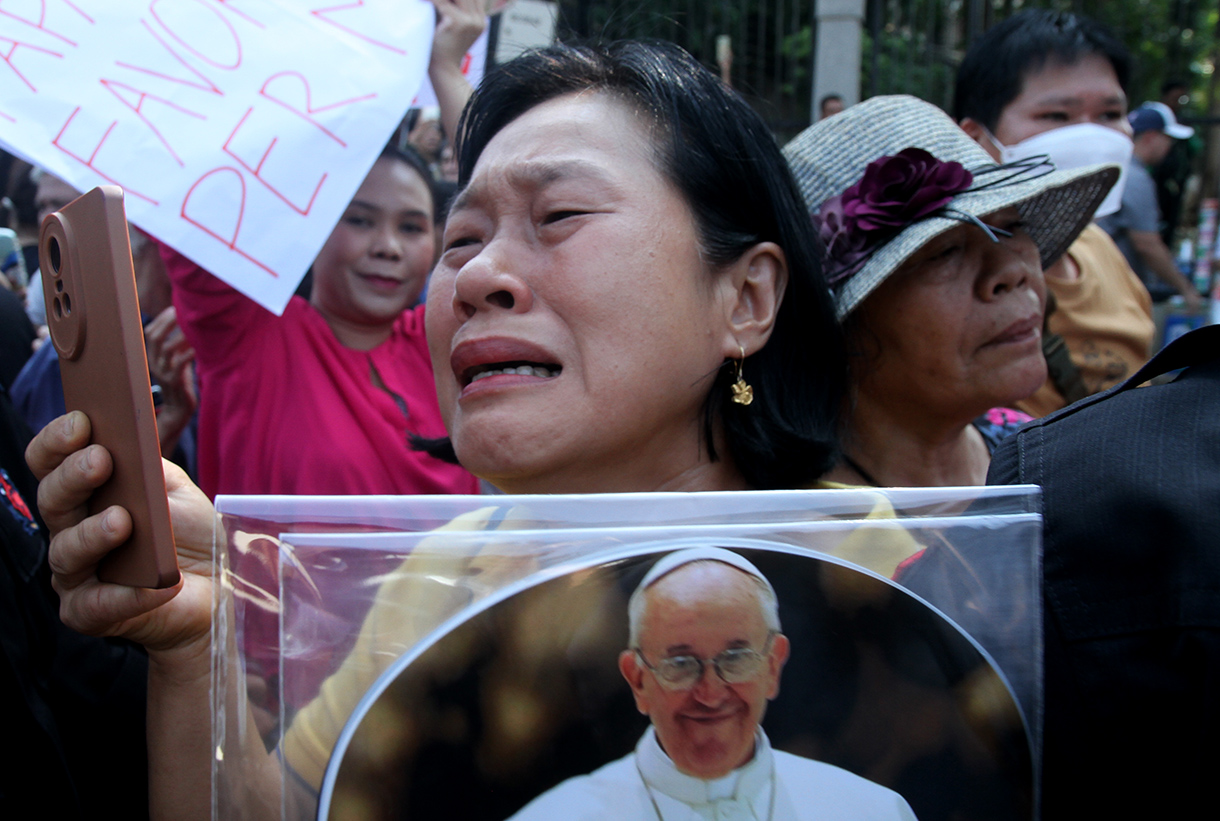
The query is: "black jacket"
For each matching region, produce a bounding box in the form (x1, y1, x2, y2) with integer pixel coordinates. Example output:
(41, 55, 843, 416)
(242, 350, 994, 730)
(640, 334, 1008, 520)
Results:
(0, 386, 149, 819)
(988, 325, 1220, 818)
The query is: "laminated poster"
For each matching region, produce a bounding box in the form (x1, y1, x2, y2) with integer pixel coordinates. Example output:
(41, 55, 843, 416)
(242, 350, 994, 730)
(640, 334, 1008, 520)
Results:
(309, 542, 1032, 821)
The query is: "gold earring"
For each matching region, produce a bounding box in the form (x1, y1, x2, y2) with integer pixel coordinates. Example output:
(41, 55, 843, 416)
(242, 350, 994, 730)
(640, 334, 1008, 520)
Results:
(730, 345, 753, 406)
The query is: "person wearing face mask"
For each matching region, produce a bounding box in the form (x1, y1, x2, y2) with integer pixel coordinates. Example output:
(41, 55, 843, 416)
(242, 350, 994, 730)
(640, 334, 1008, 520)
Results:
(955, 10, 1158, 417)
(1097, 103, 1203, 309)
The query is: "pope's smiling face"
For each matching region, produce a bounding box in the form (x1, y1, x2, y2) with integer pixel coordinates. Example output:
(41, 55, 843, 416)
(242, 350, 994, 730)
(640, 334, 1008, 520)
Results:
(619, 562, 789, 779)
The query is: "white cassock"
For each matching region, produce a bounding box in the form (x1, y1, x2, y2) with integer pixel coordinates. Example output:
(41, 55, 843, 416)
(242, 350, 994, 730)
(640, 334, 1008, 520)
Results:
(507, 727, 918, 820)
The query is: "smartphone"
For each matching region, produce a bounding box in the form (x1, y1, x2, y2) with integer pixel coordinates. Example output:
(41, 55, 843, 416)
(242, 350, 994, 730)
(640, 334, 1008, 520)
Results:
(39, 186, 180, 589)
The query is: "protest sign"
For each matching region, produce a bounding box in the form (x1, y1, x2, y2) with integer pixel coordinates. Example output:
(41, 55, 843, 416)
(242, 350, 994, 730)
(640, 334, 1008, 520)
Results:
(0, 0, 455, 314)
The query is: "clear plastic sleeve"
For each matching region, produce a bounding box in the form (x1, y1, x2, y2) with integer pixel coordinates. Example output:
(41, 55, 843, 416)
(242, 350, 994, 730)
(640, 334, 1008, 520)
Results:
(212, 487, 1041, 820)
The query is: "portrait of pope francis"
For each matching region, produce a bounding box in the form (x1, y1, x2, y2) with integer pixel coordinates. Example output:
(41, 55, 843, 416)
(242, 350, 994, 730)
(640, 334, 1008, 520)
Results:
(507, 547, 918, 820)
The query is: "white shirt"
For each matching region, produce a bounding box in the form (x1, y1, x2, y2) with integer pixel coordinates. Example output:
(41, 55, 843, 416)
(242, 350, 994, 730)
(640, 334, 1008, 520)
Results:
(508, 727, 918, 821)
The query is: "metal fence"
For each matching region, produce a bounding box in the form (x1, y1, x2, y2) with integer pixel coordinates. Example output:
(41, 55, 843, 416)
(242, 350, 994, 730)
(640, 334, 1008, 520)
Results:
(862, 0, 1206, 109)
(549, 0, 819, 139)
(544, 0, 1198, 138)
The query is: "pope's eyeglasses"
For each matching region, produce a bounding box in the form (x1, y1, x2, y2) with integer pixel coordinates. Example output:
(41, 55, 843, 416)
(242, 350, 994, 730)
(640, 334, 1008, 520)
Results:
(635, 632, 776, 691)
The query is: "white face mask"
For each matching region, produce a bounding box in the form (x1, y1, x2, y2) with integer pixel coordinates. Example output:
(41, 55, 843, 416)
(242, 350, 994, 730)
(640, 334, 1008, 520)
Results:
(985, 122, 1133, 218)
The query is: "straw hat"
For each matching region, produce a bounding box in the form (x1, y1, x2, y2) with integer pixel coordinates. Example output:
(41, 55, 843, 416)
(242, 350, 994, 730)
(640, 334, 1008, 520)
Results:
(784, 95, 1120, 318)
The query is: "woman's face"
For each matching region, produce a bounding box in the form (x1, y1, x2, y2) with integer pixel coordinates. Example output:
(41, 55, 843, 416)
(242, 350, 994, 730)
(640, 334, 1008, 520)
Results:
(310, 156, 434, 332)
(852, 208, 1046, 422)
(427, 93, 741, 494)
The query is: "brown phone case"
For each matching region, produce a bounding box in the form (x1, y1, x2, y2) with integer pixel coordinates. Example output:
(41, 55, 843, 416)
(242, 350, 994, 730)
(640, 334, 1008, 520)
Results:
(40, 186, 180, 589)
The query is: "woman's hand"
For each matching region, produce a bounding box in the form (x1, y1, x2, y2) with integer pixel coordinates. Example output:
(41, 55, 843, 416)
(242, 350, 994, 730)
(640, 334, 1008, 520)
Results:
(145, 306, 198, 458)
(427, 0, 487, 142)
(27, 411, 215, 659)
(428, 0, 486, 74)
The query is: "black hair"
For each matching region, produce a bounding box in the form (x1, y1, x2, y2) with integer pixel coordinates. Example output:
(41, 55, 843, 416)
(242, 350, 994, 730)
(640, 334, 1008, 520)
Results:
(1161, 79, 1188, 96)
(304, 142, 436, 301)
(419, 40, 846, 490)
(432, 179, 460, 228)
(378, 141, 436, 216)
(819, 93, 844, 112)
(953, 10, 1132, 131)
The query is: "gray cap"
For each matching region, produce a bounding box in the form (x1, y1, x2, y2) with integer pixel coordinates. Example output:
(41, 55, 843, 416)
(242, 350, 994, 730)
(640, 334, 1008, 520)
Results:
(637, 547, 775, 599)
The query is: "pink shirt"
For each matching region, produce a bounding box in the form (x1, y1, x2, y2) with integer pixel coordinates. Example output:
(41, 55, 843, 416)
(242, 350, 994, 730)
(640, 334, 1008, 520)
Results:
(164, 247, 478, 499)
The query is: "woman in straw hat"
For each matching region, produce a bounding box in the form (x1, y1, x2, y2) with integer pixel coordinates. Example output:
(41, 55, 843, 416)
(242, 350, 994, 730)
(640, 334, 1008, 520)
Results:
(784, 95, 1119, 487)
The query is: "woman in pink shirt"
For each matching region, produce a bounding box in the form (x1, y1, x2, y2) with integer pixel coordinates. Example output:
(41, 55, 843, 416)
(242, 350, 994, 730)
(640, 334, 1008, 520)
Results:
(163, 146, 480, 707)
(166, 144, 478, 500)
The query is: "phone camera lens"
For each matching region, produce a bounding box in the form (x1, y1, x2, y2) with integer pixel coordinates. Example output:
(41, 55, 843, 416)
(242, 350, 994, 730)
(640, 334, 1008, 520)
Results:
(48, 236, 61, 273)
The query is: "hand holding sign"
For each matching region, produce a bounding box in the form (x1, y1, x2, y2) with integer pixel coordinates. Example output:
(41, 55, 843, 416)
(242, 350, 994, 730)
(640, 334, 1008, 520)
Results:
(427, 0, 489, 141)
(0, 0, 484, 315)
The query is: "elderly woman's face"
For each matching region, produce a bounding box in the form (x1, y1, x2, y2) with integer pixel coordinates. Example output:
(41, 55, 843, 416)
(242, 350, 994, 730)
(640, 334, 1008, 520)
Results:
(426, 93, 738, 493)
(853, 208, 1046, 419)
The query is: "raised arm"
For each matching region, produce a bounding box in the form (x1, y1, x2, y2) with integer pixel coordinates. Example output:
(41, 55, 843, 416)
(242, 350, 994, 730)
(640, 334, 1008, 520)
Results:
(427, 0, 487, 145)
(26, 412, 282, 819)
(1128, 229, 1205, 311)
(144, 306, 198, 459)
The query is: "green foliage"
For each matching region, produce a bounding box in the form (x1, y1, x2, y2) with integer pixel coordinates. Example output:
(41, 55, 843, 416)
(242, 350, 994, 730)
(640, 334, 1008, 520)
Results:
(860, 28, 957, 111)
(779, 26, 812, 98)
(858, 0, 1220, 119)
(1081, 0, 1216, 111)
(546, 0, 1220, 131)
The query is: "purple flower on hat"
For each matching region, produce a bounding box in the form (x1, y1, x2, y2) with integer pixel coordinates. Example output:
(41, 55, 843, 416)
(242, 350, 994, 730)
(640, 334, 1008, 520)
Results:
(814, 194, 873, 284)
(814, 147, 974, 284)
